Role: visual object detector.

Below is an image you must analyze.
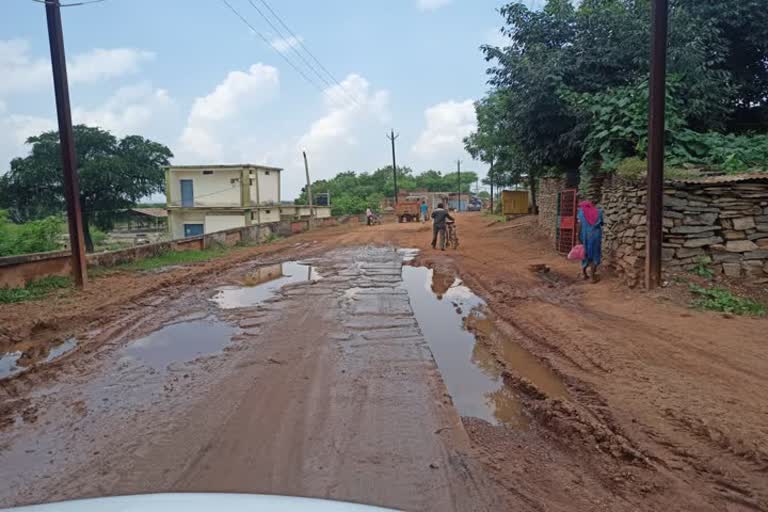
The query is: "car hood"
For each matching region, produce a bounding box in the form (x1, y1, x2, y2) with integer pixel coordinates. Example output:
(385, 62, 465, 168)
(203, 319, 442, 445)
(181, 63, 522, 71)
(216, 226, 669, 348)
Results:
(0, 493, 400, 512)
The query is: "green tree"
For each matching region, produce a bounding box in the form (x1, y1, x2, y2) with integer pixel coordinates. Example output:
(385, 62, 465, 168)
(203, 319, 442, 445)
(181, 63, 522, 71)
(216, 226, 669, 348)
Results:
(0, 125, 172, 252)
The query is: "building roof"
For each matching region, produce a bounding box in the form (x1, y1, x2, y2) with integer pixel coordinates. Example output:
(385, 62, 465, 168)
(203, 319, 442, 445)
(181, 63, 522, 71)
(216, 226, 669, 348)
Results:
(669, 172, 768, 185)
(166, 164, 283, 172)
(129, 208, 168, 218)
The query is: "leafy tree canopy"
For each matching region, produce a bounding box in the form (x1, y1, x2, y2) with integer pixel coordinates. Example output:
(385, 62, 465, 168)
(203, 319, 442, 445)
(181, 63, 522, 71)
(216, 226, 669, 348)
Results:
(0, 125, 172, 252)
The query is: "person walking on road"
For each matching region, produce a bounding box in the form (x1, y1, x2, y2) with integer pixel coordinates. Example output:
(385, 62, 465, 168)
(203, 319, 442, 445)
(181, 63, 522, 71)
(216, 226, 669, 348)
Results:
(420, 200, 429, 223)
(578, 200, 603, 282)
(431, 203, 454, 250)
(366, 207, 374, 226)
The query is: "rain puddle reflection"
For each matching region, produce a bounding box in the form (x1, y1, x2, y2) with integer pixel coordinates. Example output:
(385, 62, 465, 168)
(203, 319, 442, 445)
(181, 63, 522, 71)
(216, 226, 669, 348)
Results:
(122, 317, 235, 370)
(211, 261, 321, 309)
(401, 265, 568, 427)
(401, 265, 524, 426)
(0, 337, 78, 380)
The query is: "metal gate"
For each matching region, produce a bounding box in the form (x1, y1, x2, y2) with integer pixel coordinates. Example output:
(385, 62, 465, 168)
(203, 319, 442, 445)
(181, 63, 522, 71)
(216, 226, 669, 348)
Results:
(556, 189, 578, 254)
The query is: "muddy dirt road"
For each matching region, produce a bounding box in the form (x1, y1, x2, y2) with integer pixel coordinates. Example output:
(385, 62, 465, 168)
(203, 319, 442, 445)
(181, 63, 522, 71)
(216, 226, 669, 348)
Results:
(1, 214, 767, 511)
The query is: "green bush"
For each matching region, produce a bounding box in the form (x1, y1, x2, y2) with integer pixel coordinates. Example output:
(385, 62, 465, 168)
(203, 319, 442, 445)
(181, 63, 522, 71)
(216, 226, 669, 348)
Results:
(0, 275, 72, 304)
(689, 284, 765, 316)
(0, 210, 64, 257)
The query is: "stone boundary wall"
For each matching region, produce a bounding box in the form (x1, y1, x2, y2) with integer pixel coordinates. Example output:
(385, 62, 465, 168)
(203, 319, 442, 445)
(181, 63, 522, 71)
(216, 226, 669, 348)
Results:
(0, 215, 358, 289)
(601, 175, 768, 287)
(538, 177, 565, 244)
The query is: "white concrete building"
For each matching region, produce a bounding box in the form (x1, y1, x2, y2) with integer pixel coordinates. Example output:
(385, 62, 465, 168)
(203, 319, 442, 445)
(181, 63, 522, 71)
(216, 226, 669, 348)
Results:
(166, 164, 330, 239)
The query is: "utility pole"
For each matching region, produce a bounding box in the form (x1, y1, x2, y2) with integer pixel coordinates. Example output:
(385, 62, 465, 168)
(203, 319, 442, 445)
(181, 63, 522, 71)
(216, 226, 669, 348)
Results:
(387, 130, 399, 205)
(645, 0, 668, 290)
(489, 159, 494, 214)
(456, 160, 462, 212)
(46, 0, 87, 288)
(302, 150, 314, 229)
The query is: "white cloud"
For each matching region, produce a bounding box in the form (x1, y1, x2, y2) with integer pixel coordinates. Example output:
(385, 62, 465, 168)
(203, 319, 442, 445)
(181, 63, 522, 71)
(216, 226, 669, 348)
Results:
(0, 114, 57, 170)
(417, 0, 451, 11)
(411, 99, 476, 159)
(178, 63, 280, 161)
(271, 35, 303, 52)
(298, 74, 389, 154)
(0, 39, 154, 97)
(72, 82, 174, 136)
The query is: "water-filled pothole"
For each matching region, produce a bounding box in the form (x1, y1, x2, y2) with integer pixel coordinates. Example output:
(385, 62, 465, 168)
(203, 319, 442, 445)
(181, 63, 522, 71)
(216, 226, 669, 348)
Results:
(0, 337, 78, 380)
(211, 261, 321, 309)
(122, 317, 236, 370)
(401, 265, 567, 427)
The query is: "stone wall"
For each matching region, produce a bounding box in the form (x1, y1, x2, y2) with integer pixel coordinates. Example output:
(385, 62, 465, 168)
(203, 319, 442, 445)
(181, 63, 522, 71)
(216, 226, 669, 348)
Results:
(601, 175, 768, 287)
(538, 177, 565, 244)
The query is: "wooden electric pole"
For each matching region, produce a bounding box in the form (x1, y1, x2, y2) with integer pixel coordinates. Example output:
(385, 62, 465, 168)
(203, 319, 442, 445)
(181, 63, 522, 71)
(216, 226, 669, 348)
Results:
(387, 130, 399, 205)
(456, 160, 462, 212)
(645, 0, 669, 290)
(45, 0, 87, 287)
(489, 159, 494, 214)
(302, 151, 314, 229)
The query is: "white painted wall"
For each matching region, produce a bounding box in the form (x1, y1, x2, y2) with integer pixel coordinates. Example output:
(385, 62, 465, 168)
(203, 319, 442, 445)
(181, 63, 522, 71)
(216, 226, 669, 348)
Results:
(169, 169, 242, 207)
(169, 210, 206, 239)
(255, 169, 280, 205)
(204, 214, 246, 234)
(252, 208, 281, 224)
(315, 207, 331, 219)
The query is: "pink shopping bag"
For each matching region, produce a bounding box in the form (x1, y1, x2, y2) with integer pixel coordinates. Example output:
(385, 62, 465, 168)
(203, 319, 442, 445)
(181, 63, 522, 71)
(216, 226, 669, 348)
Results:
(567, 244, 585, 261)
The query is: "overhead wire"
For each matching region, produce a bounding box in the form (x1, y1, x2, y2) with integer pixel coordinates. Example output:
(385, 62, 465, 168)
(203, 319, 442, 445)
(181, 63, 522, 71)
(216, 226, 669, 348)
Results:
(256, 0, 362, 108)
(245, 0, 360, 109)
(219, 0, 329, 99)
(30, 0, 108, 6)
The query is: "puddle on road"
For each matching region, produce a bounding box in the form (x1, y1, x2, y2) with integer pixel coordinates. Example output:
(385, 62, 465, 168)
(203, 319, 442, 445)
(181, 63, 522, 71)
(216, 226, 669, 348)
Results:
(401, 265, 567, 427)
(401, 266, 525, 426)
(122, 317, 236, 370)
(397, 248, 420, 262)
(0, 337, 78, 380)
(468, 314, 569, 399)
(211, 261, 321, 309)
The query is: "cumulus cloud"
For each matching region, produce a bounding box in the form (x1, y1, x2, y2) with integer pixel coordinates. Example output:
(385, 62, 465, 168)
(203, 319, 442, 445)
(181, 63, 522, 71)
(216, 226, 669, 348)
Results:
(72, 82, 174, 136)
(298, 74, 389, 155)
(411, 99, 476, 158)
(417, 0, 451, 11)
(178, 63, 280, 161)
(0, 114, 57, 170)
(0, 39, 154, 97)
(271, 35, 303, 52)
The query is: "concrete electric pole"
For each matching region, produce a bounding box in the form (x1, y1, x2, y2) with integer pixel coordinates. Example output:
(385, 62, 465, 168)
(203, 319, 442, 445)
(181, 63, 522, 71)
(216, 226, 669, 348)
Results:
(387, 130, 399, 205)
(45, 0, 87, 287)
(645, 0, 669, 290)
(302, 150, 314, 229)
(456, 160, 462, 212)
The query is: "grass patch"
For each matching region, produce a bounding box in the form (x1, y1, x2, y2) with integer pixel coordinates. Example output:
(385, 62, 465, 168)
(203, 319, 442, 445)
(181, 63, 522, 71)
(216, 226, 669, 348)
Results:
(115, 246, 229, 272)
(690, 256, 714, 279)
(689, 284, 766, 316)
(0, 275, 72, 304)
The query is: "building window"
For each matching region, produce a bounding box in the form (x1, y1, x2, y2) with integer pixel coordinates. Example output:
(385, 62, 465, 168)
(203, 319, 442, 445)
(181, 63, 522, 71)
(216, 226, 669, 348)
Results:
(203, 170, 213, 175)
(250, 179, 254, 185)
(265, 170, 270, 175)
(265, 210, 271, 214)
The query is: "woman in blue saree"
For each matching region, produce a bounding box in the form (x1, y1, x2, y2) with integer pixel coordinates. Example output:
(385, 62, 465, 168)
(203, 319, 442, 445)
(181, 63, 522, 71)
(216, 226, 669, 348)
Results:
(578, 200, 603, 282)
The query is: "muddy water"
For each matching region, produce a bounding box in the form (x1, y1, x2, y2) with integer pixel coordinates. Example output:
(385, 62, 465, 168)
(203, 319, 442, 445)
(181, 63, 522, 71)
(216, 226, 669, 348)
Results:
(122, 318, 236, 370)
(211, 261, 321, 309)
(0, 337, 78, 380)
(401, 265, 526, 427)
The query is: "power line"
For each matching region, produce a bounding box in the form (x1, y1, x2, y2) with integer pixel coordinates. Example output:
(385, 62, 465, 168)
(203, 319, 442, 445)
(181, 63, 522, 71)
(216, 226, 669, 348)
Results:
(31, 0, 107, 6)
(254, 0, 363, 109)
(219, 0, 330, 99)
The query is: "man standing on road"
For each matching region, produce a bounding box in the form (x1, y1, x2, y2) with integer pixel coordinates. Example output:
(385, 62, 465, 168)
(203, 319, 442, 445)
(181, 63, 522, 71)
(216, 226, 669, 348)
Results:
(420, 200, 429, 223)
(431, 202, 454, 250)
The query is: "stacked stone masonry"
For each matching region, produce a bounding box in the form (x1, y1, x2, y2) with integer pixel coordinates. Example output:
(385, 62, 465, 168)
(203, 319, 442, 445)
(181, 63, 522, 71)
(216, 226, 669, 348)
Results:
(601, 175, 768, 287)
(537, 177, 565, 244)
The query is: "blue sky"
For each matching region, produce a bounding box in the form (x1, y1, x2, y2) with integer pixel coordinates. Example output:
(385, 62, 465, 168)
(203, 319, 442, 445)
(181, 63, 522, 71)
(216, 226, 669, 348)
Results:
(0, 0, 541, 198)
